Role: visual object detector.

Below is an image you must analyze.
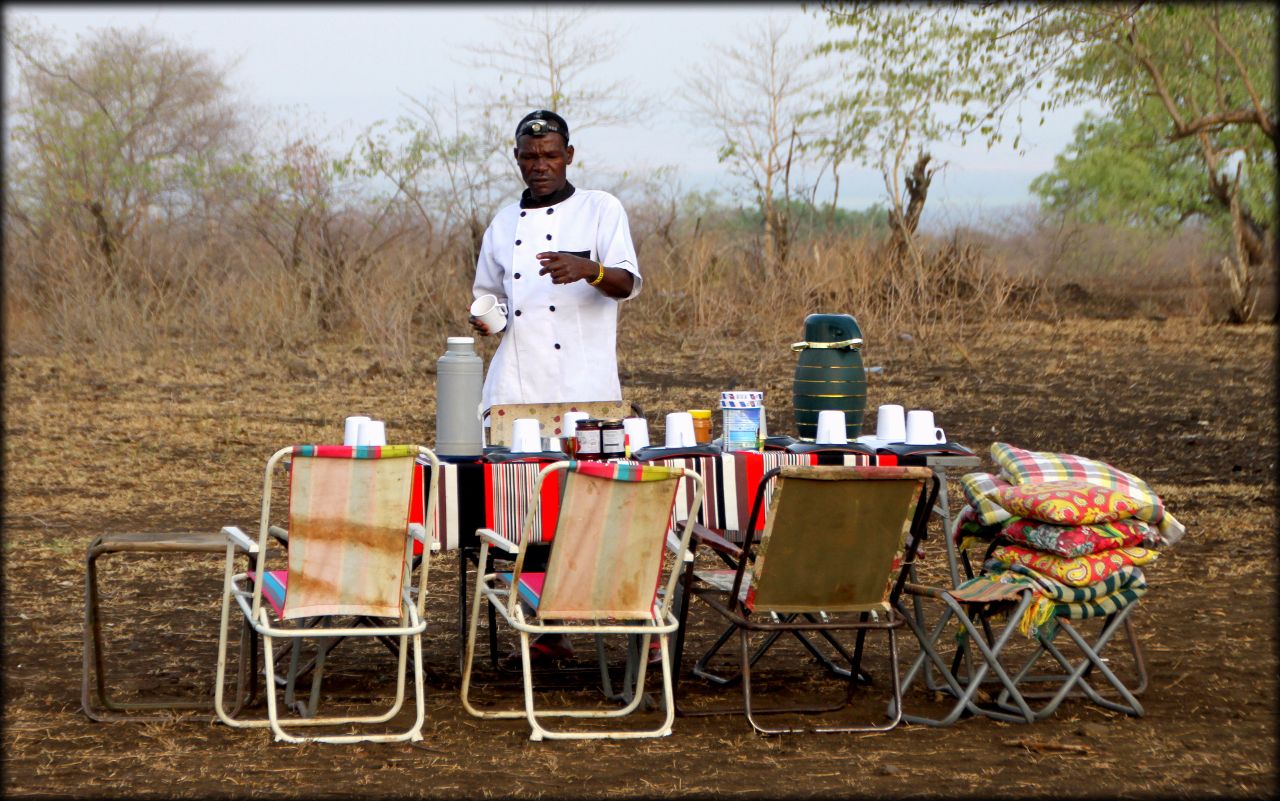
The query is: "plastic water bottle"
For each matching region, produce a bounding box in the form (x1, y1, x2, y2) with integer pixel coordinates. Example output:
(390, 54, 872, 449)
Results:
(435, 337, 484, 456)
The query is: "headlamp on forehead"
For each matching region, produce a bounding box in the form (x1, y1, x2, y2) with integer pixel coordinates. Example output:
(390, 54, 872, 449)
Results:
(515, 111, 569, 144)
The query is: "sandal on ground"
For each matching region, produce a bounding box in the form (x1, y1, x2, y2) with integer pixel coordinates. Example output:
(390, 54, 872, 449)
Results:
(647, 640, 664, 666)
(501, 639, 574, 670)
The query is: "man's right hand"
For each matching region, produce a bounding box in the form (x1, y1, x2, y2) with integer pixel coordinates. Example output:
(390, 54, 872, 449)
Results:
(469, 314, 491, 336)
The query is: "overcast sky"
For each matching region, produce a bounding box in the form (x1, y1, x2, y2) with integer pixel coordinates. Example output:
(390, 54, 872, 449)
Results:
(4, 3, 1094, 229)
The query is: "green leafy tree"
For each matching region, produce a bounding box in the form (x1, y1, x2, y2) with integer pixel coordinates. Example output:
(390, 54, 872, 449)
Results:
(1030, 108, 1219, 229)
(987, 2, 1276, 321)
(815, 2, 1039, 264)
(4, 22, 249, 270)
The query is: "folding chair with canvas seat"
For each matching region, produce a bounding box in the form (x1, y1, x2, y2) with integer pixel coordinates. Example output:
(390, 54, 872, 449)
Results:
(674, 464, 939, 735)
(458, 397, 639, 674)
(214, 444, 440, 744)
(460, 460, 705, 741)
(892, 537, 1149, 725)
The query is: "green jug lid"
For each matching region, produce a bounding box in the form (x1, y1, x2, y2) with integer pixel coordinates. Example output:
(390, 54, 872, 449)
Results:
(802, 313, 863, 343)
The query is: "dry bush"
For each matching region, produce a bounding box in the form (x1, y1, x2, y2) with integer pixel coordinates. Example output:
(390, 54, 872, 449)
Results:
(18, 195, 1264, 369)
(632, 224, 1042, 349)
(970, 205, 1274, 321)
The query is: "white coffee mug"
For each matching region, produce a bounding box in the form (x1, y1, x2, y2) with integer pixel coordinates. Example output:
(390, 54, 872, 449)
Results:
(344, 415, 371, 446)
(623, 416, 650, 450)
(876, 404, 907, 443)
(905, 410, 946, 445)
(356, 419, 387, 447)
(664, 412, 696, 448)
(469, 294, 508, 334)
(815, 410, 848, 445)
(510, 418, 542, 453)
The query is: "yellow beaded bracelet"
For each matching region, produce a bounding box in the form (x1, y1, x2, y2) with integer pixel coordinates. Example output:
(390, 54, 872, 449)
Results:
(590, 262, 605, 286)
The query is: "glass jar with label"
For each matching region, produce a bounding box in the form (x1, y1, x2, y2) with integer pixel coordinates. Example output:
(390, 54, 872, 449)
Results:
(575, 419, 603, 460)
(601, 419, 626, 460)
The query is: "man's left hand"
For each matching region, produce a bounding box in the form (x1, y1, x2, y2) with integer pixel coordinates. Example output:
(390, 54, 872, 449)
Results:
(536, 251, 596, 284)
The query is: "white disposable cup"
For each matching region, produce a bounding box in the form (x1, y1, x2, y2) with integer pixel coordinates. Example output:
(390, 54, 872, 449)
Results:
(562, 411, 590, 438)
(876, 404, 907, 443)
(356, 419, 387, 447)
(510, 418, 542, 453)
(905, 410, 946, 445)
(665, 412, 696, 448)
(469, 294, 508, 334)
(544, 436, 561, 452)
(815, 410, 848, 445)
(623, 417, 650, 450)
(344, 415, 371, 446)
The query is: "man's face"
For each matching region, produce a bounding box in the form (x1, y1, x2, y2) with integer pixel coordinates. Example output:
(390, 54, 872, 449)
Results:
(514, 134, 573, 197)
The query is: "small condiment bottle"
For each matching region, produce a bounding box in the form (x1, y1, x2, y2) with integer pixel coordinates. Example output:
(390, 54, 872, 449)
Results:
(600, 419, 626, 460)
(689, 409, 713, 444)
(575, 418, 603, 460)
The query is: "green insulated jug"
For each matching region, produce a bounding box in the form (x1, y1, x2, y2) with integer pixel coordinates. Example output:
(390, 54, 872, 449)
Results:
(791, 313, 866, 441)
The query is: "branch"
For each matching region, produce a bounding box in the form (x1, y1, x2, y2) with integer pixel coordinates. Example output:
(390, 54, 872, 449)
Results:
(1205, 11, 1275, 139)
(1168, 109, 1277, 142)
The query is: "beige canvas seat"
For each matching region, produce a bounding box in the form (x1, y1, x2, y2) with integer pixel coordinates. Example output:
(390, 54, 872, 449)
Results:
(674, 464, 938, 735)
(460, 460, 704, 740)
(213, 444, 439, 744)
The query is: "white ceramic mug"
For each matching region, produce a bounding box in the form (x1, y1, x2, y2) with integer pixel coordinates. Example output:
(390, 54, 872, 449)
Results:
(469, 294, 508, 334)
(623, 416, 650, 450)
(876, 404, 907, 443)
(344, 415, 371, 446)
(815, 410, 848, 445)
(905, 410, 946, 445)
(510, 418, 542, 453)
(664, 412, 696, 448)
(356, 419, 387, 447)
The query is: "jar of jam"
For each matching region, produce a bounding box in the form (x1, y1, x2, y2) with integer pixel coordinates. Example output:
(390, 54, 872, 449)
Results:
(689, 409, 713, 444)
(601, 419, 626, 460)
(575, 418, 602, 460)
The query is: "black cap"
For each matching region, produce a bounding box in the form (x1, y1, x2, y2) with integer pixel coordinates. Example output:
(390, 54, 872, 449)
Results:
(515, 110, 569, 145)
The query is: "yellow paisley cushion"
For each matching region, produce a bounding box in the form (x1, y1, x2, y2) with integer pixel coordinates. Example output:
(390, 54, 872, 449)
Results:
(989, 544, 1159, 587)
(991, 480, 1150, 525)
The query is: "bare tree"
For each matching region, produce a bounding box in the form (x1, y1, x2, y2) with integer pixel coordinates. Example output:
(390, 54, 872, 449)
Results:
(684, 17, 825, 266)
(459, 6, 649, 132)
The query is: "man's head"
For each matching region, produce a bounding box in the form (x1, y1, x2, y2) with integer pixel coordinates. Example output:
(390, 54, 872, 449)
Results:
(514, 110, 574, 198)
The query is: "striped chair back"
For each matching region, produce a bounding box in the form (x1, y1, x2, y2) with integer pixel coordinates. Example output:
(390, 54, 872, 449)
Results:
(746, 465, 934, 614)
(281, 445, 419, 620)
(534, 462, 685, 620)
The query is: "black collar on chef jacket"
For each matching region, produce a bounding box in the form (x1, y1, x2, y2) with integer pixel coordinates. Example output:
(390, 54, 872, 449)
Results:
(520, 181, 576, 210)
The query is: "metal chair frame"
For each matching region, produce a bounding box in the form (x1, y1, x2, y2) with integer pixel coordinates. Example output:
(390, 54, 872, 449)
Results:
(674, 465, 940, 735)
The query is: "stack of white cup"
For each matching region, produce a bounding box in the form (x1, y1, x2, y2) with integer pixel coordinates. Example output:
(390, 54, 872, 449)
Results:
(344, 415, 387, 447)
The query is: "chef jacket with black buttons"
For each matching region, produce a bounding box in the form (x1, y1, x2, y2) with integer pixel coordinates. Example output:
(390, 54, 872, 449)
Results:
(473, 188, 641, 408)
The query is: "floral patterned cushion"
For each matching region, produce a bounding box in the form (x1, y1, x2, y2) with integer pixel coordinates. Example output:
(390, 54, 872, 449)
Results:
(999, 518, 1158, 558)
(990, 443, 1186, 547)
(988, 543, 1159, 587)
(991, 480, 1151, 525)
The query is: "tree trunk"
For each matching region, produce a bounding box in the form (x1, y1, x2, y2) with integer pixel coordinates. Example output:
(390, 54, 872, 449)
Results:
(887, 152, 934, 263)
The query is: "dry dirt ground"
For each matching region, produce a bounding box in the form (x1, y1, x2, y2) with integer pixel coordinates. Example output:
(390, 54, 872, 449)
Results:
(2, 317, 1275, 799)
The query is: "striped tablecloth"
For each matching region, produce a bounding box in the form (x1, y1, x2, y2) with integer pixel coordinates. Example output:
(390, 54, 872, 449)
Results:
(412, 450, 881, 552)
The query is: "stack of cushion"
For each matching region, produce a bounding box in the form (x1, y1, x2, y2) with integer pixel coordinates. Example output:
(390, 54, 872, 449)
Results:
(948, 443, 1183, 636)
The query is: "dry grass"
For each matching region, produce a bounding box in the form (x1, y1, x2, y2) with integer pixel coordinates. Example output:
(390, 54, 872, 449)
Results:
(2, 317, 1276, 798)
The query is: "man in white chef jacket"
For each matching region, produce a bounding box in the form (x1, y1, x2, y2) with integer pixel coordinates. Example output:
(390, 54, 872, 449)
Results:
(469, 110, 643, 666)
(470, 109, 641, 410)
